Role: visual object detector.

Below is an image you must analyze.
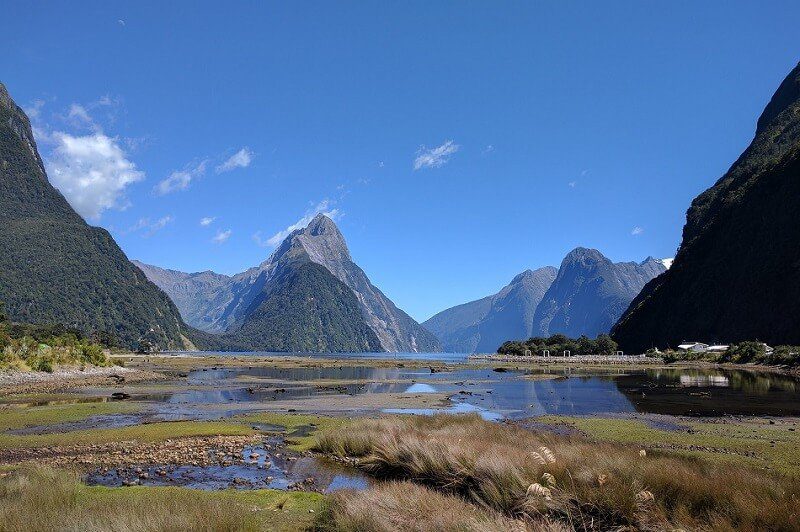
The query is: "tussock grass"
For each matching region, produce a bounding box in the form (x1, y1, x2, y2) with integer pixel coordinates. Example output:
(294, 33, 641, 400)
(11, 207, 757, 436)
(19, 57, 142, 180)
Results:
(314, 414, 800, 531)
(317, 481, 562, 532)
(0, 464, 322, 531)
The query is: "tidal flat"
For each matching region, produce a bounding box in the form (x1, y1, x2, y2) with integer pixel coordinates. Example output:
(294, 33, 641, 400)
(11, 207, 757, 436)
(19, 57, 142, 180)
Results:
(2, 353, 800, 530)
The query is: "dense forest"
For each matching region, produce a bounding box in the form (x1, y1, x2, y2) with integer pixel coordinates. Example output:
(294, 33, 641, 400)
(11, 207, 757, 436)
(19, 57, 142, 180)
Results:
(497, 334, 619, 357)
(210, 262, 383, 353)
(612, 63, 800, 352)
(0, 83, 194, 350)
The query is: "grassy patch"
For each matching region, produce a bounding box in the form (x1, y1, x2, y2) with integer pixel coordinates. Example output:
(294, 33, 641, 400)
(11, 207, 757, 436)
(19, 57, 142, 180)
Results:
(314, 414, 800, 531)
(0, 420, 255, 449)
(0, 464, 323, 531)
(537, 415, 800, 475)
(0, 401, 139, 432)
(235, 412, 347, 451)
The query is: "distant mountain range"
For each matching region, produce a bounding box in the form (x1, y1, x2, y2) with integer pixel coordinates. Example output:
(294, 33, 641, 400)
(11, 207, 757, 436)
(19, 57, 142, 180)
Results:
(0, 82, 194, 350)
(612, 62, 800, 351)
(136, 215, 440, 353)
(424, 249, 667, 352)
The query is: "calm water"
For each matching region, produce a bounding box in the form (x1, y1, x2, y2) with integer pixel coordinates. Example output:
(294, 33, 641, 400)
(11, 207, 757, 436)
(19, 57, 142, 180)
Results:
(150, 353, 800, 419)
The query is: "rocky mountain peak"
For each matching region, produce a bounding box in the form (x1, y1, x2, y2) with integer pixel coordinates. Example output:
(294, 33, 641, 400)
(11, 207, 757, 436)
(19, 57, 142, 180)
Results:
(293, 214, 351, 265)
(561, 247, 608, 269)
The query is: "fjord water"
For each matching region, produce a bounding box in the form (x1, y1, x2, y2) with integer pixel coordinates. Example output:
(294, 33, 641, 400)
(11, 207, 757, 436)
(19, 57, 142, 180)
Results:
(159, 352, 800, 419)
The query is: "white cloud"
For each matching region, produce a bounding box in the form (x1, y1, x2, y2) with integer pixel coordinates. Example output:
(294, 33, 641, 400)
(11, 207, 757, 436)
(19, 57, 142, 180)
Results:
(199, 216, 216, 227)
(118, 19, 126, 26)
(259, 199, 340, 248)
(216, 147, 253, 173)
(212, 229, 232, 244)
(568, 181, 577, 188)
(155, 160, 208, 195)
(631, 226, 644, 236)
(46, 132, 145, 220)
(378, 161, 385, 168)
(482, 144, 495, 155)
(413, 140, 460, 170)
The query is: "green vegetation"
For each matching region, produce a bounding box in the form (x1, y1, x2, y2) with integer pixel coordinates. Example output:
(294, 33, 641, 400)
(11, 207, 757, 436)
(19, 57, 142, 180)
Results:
(218, 262, 383, 353)
(0, 465, 323, 532)
(0, 88, 194, 351)
(0, 420, 255, 449)
(235, 412, 348, 451)
(0, 401, 139, 432)
(498, 333, 619, 357)
(0, 311, 110, 371)
(661, 341, 800, 367)
(314, 414, 800, 531)
(537, 415, 800, 476)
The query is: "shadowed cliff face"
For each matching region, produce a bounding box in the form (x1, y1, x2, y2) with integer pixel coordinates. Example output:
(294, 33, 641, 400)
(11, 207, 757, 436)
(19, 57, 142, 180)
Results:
(137, 214, 440, 353)
(613, 62, 800, 353)
(0, 82, 192, 350)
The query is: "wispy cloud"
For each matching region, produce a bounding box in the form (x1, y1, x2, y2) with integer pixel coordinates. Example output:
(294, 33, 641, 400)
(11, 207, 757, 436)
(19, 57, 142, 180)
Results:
(67, 103, 93, 125)
(568, 181, 577, 188)
(413, 140, 460, 170)
(216, 147, 253, 173)
(257, 199, 340, 248)
(128, 215, 174, 237)
(199, 216, 216, 227)
(631, 226, 644, 236)
(212, 229, 232, 244)
(24, 99, 45, 120)
(481, 144, 495, 155)
(155, 160, 208, 195)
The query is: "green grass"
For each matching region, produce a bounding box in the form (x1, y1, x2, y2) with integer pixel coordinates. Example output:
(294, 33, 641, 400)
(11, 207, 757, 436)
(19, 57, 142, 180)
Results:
(235, 412, 347, 451)
(0, 465, 323, 531)
(537, 415, 800, 475)
(0, 401, 139, 432)
(0, 420, 255, 449)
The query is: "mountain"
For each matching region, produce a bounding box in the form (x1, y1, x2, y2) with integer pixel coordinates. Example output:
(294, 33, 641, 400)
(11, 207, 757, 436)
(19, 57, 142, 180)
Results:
(137, 214, 440, 352)
(424, 249, 666, 352)
(0, 82, 193, 350)
(423, 267, 557, 353)
(131, 262, 234, 333)
(533, 249, 666, 339)
(612, 62, 800, 352)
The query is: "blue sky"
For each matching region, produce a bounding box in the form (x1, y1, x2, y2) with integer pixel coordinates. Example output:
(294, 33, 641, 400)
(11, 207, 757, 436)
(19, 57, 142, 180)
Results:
(3, 1, 799, 321)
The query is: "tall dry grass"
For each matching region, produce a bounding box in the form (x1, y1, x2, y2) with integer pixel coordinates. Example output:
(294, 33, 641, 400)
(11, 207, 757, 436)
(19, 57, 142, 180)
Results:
(0, 465, 251, 531)
(317, 481, 567, 532)
(314, 414, 800, 531)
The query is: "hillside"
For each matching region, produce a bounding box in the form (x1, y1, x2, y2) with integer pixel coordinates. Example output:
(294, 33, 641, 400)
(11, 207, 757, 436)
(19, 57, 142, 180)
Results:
(613, 62, 800, 352)
(0, 82, 192, 350)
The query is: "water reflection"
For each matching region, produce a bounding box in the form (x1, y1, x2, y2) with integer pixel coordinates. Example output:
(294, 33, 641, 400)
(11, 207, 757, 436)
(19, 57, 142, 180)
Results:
(152, 364, 800, 419)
